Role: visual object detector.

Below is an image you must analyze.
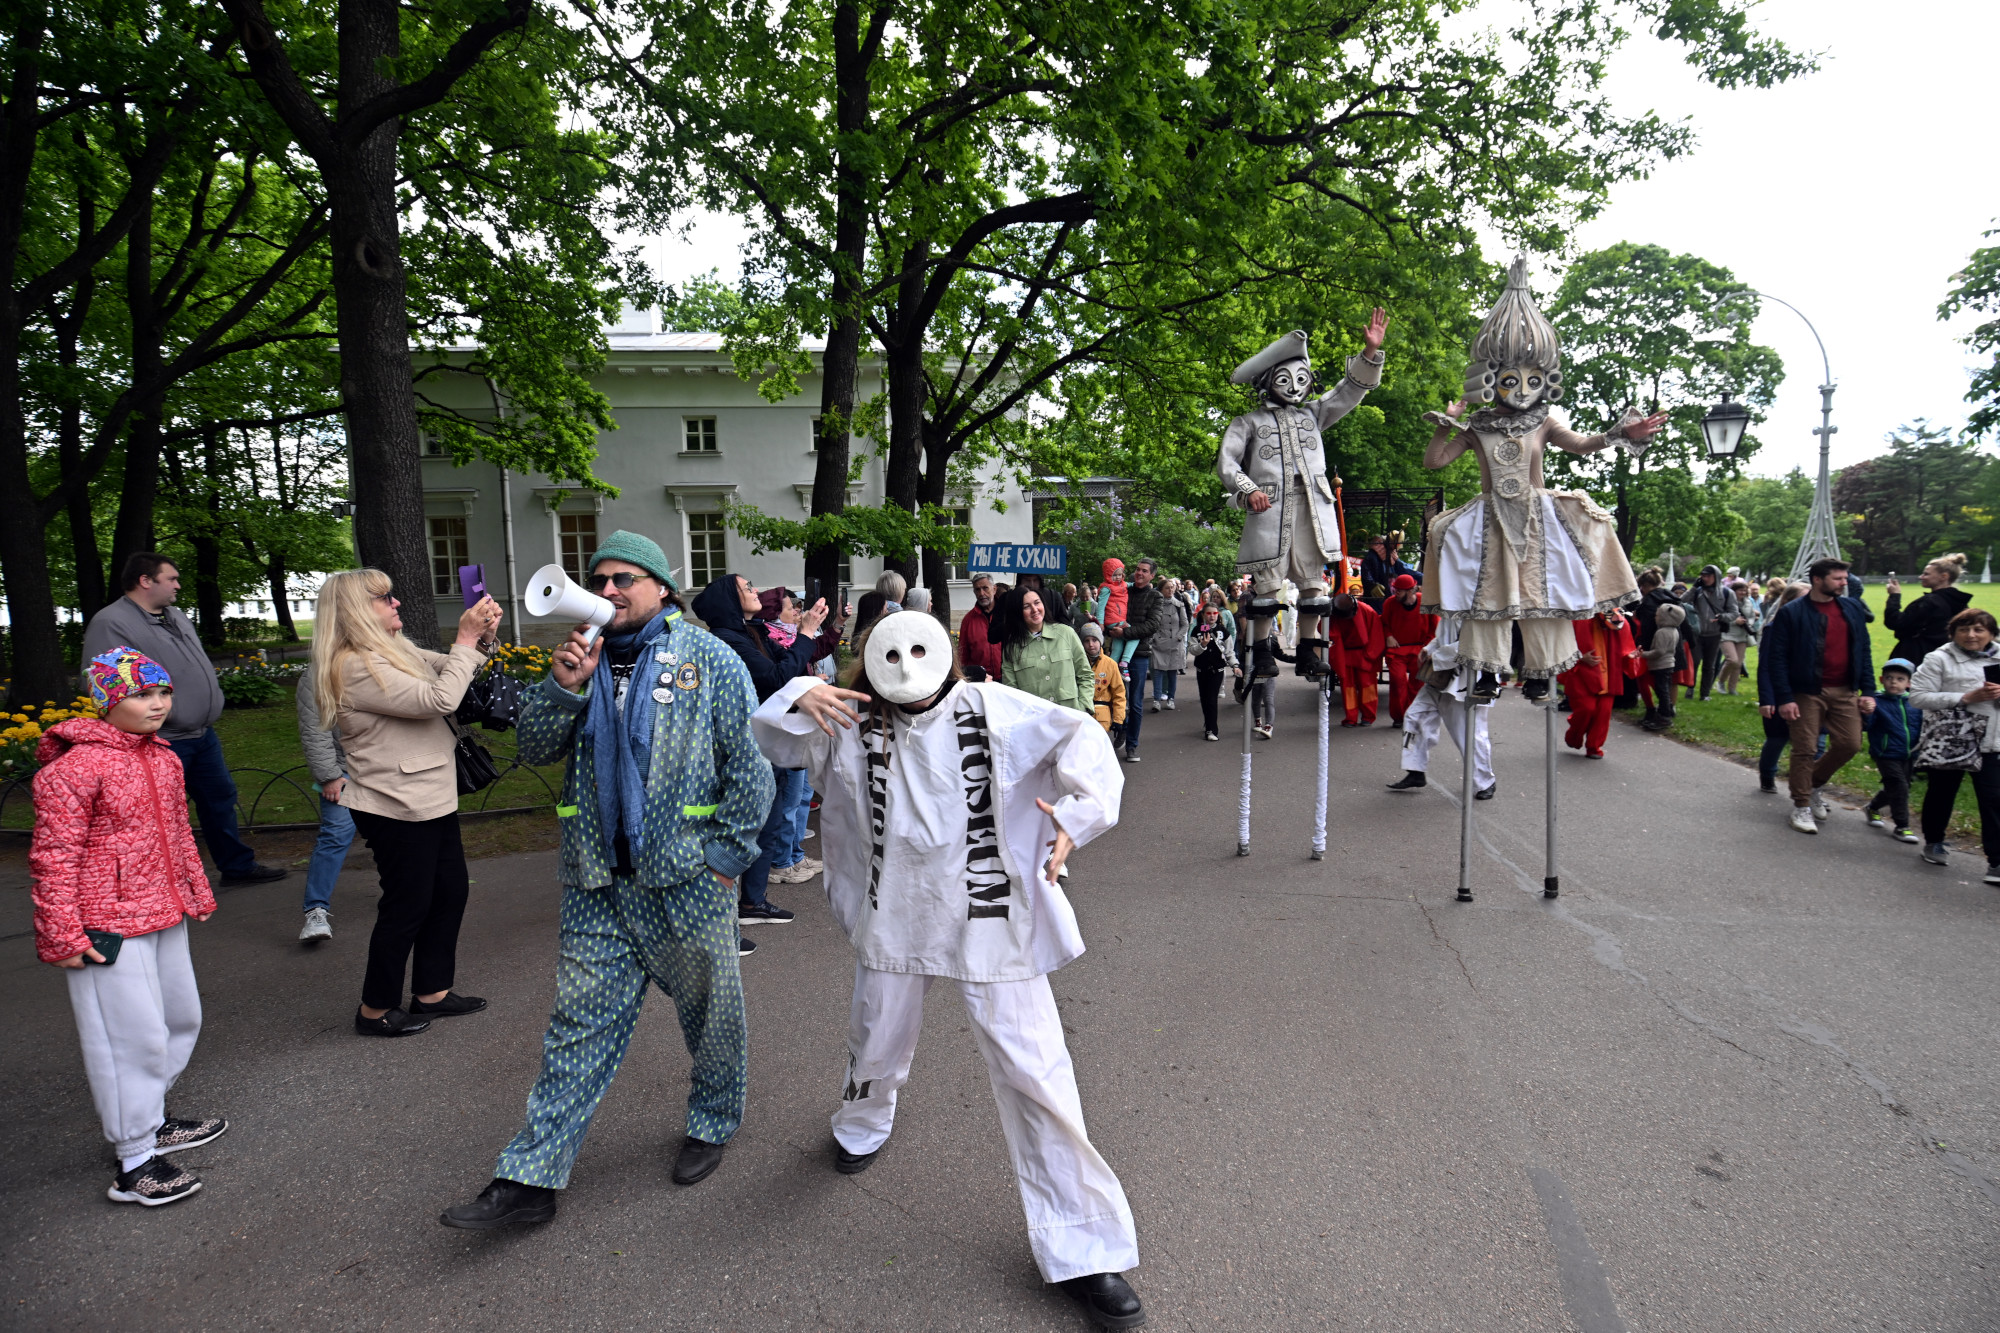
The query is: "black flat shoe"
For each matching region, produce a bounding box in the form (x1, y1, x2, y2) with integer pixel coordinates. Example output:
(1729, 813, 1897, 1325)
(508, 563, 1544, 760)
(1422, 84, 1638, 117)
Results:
(834, 1139, 881, 1175)
(220, 863, 289, 886)
(1386, 771, 1427, 791)
(672, 1136, 726, 1185)
(439, 1178, 557, 1230)
(409, 992, 487, 1017)
(1471, 671, 1502, 700)
(1475, 784, 1496, 801)
(1061, 1272, 1146, 1329)
(355, 1007, 430, 1038)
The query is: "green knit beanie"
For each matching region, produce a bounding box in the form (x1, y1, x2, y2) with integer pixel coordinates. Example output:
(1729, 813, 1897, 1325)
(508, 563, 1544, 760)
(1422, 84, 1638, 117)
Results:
(589, 529, 678, 590)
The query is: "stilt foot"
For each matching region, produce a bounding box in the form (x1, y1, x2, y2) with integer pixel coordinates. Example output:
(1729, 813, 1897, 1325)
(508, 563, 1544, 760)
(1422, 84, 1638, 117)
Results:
(1543, 877, 1559, 899)
(1237, 843, 1250, 857)
(1455, 888, 1475, 903)
(1310, 848, 1324, 861)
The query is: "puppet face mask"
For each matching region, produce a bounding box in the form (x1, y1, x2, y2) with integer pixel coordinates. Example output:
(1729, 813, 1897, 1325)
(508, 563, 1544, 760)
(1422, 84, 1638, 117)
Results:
(866, 610, 953, 705)
(1493, 364, 1547, 411)
(1267, 359, 1313, 405)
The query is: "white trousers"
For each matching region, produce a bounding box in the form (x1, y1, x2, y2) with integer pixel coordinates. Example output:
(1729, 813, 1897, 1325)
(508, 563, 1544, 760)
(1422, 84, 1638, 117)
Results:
(833, 963, 1139, 1283)
(1402, 688, 1495, 788)
(65, 921, 201, 1162)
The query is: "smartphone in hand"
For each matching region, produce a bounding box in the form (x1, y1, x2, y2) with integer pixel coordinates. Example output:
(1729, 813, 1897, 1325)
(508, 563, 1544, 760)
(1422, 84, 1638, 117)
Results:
(459, 564, 487, 608)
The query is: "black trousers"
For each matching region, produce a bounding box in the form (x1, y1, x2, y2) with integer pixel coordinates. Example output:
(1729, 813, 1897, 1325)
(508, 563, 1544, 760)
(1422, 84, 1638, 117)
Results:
(350, 808, 471, 1010)
(1920, 762, 2000, 863)
(1197, 667, 1225, 734)
(1867, 755, 1915, 828)
(1696, 633, 1724, 699)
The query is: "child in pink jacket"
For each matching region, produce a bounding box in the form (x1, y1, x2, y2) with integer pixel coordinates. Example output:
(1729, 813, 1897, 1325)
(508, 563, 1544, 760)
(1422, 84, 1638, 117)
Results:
(32, 647, 225, 1206)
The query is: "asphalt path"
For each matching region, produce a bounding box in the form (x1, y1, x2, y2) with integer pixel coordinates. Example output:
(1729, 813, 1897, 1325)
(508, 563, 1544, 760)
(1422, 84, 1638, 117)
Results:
(3, 679, 1998, 1331)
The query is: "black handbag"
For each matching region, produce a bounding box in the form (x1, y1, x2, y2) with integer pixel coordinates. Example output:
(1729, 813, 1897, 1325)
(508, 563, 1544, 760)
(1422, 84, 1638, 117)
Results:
(455, 670, 526, 732)
(447, 717, 501, 794)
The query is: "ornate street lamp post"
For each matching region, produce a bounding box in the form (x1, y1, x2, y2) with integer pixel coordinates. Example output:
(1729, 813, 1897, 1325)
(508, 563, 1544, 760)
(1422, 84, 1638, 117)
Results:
(1738, 292, 1840, 580)
(1700, 393, 1752, 458)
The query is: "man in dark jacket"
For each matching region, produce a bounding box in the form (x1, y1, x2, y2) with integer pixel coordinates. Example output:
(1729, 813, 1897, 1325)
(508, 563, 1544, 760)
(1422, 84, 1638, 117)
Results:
(1109, 559, 1164, 762)
(79, 552, 286, 885)
(1684, 564, 1739, 701)
(1762, 558, 1878, 833)
(691, 574, 835, 928)
(958, 574, 1003, 680)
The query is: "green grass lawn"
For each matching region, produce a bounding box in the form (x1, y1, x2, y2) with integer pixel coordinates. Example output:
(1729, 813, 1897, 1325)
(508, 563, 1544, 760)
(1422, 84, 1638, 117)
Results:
(2, 678, 563, 831)
(1658, 579, 2000, 837)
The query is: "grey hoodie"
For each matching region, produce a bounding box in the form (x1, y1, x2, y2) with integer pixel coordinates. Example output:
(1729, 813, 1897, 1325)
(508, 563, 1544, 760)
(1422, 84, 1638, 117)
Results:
(78, 596, 223, 741)
(1643, 603, 1686, 671)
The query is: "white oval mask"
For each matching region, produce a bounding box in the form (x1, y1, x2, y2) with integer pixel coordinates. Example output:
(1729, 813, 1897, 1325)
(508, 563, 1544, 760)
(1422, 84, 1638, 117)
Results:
(865, 610, 953, 705)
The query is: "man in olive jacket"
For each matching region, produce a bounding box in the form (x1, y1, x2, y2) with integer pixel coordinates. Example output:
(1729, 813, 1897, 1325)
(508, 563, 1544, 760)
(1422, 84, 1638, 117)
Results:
(442, 530, 772, 1232)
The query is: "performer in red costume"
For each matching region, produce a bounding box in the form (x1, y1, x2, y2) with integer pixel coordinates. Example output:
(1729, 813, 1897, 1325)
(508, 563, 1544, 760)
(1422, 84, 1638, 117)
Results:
(1379, 575, 1436, 725)
(1326, 594, 1384, 726)
(1559, 609, 1638, 758)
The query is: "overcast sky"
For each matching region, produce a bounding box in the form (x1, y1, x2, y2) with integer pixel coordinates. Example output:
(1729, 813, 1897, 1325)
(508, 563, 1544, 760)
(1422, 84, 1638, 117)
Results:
(649, 1, 1996, 481)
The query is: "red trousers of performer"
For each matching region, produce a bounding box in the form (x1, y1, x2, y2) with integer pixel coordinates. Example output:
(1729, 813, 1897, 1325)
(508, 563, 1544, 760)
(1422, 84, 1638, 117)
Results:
(1385, 646, 1424, 722)
(1564, 691, 1613, 756)
(1339, 661, 1379, 724)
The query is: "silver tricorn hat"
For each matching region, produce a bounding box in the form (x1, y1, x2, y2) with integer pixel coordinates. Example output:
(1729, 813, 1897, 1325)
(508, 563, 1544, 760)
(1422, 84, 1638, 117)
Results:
(1231, 330, 1309, 385)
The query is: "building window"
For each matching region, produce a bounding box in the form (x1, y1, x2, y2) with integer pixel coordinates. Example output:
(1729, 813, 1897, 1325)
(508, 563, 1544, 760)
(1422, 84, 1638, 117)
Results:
(689, 512, 728, 587)
(942, 506, 973, 579)
(429, 516, 469, 595)
(559, 512, 598, 584)
(423, 433, 445, 456)
(683, 417, 719, 453)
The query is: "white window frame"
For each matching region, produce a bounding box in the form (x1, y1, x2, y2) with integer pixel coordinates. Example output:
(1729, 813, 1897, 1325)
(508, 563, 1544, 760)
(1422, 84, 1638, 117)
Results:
(682, 416, 720, 454)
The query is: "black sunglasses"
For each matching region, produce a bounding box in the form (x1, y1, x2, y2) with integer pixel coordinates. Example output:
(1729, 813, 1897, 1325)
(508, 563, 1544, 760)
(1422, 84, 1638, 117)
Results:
(586, 572, 647, 592)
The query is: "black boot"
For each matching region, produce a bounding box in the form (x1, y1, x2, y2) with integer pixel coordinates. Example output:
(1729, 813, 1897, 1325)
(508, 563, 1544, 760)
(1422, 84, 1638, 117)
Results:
(1471, 670, 1502, 701)
(1295, 637, 1330, 679)
(1252, 637, 1280, 678)
(1061, 1272, 1146, 1329)
(1386, 771, 1427, 792)
(439, 1178, 557, 1230)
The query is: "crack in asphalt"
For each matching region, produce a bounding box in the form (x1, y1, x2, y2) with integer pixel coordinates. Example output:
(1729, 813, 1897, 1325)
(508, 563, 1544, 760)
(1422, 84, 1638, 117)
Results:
(1410, 891, 1477, 991)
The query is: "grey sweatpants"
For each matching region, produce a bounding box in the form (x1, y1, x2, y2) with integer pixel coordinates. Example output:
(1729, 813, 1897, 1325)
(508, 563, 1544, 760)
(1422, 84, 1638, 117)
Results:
(65, 921, 202, 1162)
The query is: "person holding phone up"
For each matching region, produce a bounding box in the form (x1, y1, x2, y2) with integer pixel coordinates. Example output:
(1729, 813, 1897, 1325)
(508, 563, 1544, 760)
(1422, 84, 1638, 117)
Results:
(31, 648, 226, 1207)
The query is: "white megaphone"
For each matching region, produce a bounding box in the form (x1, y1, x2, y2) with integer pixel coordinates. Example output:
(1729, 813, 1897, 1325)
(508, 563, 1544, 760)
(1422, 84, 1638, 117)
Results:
(524, 563, 616, 646)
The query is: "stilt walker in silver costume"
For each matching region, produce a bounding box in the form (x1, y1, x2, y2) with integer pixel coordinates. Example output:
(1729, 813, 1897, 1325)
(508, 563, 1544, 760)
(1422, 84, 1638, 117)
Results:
(1221, 311, 1388, 856)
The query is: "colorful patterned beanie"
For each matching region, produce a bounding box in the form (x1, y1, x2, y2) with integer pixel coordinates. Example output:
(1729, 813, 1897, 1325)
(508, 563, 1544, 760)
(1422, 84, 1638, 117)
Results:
(87, 646, 174, 713)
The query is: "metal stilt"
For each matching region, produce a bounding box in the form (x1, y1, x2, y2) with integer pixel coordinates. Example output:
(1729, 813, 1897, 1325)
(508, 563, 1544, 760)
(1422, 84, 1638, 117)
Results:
(1311, 675, 1330, 860)
(1543, 696, 1560, 898)
(1456, 695, 1479, 903)
(1237, 670, 1254, 856)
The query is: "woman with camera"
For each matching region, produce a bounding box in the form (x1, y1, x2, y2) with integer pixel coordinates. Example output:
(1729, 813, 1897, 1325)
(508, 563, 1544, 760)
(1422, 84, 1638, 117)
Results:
(1907, 606, 2000, 876)
(309, 569, 500, 1037)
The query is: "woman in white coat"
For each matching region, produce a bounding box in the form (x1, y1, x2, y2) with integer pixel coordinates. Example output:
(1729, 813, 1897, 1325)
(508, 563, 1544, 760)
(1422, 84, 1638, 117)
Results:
(751, 612, 1145, 1329)
(1907, 606, 2000, 877)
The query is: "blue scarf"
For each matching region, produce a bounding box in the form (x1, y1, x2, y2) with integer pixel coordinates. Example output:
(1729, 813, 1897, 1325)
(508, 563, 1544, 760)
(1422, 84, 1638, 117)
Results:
(585, 607, 675, 859)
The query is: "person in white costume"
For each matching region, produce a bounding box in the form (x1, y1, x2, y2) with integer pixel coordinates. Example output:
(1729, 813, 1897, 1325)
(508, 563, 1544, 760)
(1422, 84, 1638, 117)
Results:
(751, 612, 1146, 1331)
(1385, 621, 1495, 799)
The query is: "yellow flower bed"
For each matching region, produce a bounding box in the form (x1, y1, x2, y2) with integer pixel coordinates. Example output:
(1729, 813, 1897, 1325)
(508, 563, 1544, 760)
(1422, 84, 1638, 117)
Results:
(0, 697, 99, 775)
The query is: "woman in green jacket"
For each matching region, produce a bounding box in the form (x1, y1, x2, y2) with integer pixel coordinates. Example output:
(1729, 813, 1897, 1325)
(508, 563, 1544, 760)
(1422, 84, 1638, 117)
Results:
(998, 587, 1093, 714)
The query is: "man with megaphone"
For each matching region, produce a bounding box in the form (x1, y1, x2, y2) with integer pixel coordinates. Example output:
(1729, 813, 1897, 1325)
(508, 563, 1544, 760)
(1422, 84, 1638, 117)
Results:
(441, 531, 774, 1231)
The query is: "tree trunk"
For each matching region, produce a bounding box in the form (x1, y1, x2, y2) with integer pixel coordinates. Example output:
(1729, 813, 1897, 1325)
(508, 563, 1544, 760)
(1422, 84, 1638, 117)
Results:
(918, 428, 953, 623)
(269, 552, 297, 640)
(331, 0, 438, 647)
(111, 195, 164, 576)
(880, 243, 928, 584)
(805, 0, 874, 603)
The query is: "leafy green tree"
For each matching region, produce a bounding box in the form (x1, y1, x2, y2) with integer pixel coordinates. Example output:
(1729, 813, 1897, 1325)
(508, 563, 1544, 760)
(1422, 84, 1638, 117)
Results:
(1726, 471, 1815, 579)
(1038, 493, 1244, 590)
(1546, 242, 1783, 555)
(1941, 225, 2000, 440)
(600, 0, 1810, 620)
(1831, 422, 1992, 574)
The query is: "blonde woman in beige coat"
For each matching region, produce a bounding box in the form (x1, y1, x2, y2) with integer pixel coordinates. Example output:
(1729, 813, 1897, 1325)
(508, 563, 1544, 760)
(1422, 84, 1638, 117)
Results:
(310, 568, 499, 1038)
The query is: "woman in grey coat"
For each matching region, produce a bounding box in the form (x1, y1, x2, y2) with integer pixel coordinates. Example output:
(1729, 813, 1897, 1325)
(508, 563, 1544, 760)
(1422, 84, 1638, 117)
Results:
(1147, 583, 1191, 711)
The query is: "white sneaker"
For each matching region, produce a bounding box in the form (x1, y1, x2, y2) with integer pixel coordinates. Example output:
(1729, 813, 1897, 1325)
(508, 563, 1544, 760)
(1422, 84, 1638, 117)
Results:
(1164, 699, 1177, 711)
(1147, 699, 1161, 713)
(1809, 788, 1832, 820)
(1790, 806, 1818, 834)
(299, 908, 333, 943)
(800, 828, 816, 840)
(788, 856, 824, 880)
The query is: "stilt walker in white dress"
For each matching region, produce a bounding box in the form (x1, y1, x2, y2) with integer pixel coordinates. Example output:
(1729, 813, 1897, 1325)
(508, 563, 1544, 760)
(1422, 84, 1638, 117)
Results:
(1419, 258, 1666, 700)
(751, 612, 1146, 1330)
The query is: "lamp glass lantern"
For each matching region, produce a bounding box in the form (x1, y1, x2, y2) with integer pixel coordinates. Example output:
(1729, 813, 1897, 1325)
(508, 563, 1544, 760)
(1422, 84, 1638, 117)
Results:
(1700, 394, 1751, 458)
